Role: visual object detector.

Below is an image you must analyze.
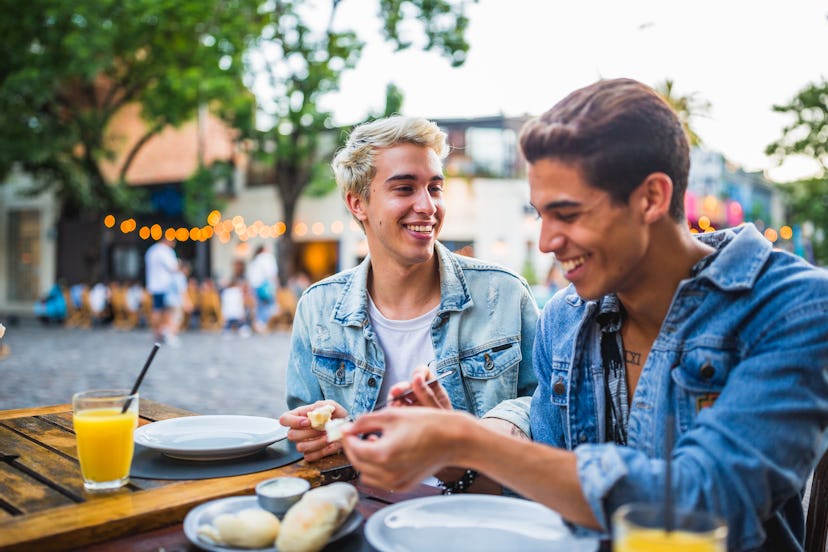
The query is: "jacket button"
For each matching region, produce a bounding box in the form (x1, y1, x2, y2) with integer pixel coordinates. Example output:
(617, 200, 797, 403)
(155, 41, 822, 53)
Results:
(484, 353, 494, 370)
(553, 378, 565, 395)
(700, 362, 715, 379)
(336, 362, 345, 379)
(367, 377, 377, 387)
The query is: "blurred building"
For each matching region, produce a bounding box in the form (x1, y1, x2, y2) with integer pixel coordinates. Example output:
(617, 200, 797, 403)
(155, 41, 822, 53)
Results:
(687, 148, 784, 231)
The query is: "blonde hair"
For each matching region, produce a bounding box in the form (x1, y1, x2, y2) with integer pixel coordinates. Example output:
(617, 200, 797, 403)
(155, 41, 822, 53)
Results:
(331, 116, 449, 206)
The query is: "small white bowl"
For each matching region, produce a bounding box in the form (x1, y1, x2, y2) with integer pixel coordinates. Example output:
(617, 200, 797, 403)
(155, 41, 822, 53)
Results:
(255, 476, 310, 516)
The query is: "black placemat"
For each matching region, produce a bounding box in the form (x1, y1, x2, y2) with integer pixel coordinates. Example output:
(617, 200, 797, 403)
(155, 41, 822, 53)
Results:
(130, 439, 302, 480)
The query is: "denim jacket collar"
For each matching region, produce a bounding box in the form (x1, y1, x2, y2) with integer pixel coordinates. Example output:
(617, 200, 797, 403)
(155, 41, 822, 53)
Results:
(692, 223, 772, 291)
(331, 241, 473, 327)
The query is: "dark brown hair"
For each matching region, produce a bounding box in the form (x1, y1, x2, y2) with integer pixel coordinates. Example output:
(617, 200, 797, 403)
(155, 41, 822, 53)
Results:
(519, 78, 689, 220)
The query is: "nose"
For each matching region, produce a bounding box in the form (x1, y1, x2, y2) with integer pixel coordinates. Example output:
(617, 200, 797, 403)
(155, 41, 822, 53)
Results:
(413, 187, 437, 215)
(538, 221, 566, 254)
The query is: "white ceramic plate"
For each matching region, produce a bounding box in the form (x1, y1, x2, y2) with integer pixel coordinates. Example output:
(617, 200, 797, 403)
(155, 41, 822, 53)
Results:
(184, 496, 363, 552)
(134, 415, 288, 461)
(365, 495, 599, 552)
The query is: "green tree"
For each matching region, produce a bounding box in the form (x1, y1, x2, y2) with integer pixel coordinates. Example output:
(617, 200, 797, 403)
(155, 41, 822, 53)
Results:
(654, 78, 711, 147)
(767, 79, 828, 265)
(0, 0, 264, 218)
(766, 79, 828, 173)
(779, 177, 828, 265)
(248, 0, 475, 282)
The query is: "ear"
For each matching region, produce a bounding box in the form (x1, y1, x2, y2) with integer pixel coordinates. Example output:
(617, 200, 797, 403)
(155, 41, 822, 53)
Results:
(633, 172, 673, 224)
(345, 191, 369, 223)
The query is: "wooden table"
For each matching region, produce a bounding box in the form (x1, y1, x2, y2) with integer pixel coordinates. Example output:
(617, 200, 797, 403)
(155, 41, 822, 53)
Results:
(0, 400, 441, 551)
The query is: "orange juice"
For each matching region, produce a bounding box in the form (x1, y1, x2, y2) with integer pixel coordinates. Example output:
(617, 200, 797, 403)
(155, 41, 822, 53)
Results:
(616, 528, 726, 552)
(73, 407, 137, 486)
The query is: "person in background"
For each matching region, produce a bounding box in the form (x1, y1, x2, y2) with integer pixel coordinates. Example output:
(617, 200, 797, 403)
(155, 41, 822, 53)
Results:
(87, 280, 110, 326)
(33, 283, 67, 325)
(221, 260, 253, 338)
(247, 244, 279, 334)
(340, 79, 828, 551)
(164, 259, 191, 346)
(280, 116, 539, 474)
(144, 237, 179, 343)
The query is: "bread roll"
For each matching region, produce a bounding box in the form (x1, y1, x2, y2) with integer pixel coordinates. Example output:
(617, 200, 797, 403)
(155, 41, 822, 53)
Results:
(307, 404, 335, 430)
(210, 508, 281, 548)
(276, 482, 358, 552)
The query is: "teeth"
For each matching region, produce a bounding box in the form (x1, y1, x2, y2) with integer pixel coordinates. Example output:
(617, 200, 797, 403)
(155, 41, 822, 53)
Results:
(560, 255, 587, 273)
(406, 224, 433, 233)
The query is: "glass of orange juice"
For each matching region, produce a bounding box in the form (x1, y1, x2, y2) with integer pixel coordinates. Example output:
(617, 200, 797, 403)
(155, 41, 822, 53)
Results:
(72, 389, 139, 492)
(612, 503, 728, 552)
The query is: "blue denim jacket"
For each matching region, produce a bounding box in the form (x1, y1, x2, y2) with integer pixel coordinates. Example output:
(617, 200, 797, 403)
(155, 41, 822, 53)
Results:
(531, 224, 828, 551)
(287, 242, 539, 432)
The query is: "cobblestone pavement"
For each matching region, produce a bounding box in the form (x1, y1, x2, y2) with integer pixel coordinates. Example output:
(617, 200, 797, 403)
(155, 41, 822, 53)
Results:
(0, 317, 291, 417)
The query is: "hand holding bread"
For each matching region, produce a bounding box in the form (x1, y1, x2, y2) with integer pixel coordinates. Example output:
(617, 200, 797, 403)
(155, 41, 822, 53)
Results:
(278, 401, 349, 462)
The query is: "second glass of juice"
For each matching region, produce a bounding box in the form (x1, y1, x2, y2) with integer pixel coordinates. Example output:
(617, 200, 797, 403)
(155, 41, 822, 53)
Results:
(72, 389, 139, 492)
(612, 502, 727, 552)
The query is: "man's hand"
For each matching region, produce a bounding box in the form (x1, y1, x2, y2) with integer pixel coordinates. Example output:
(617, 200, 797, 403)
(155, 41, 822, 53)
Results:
(386, 364, 452, 410)
(279, 400, 349, 462)
(342, 407, 476, 490)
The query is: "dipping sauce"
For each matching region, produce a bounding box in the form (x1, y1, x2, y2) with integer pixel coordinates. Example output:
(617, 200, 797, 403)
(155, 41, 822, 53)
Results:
(259, 477, 310, 497)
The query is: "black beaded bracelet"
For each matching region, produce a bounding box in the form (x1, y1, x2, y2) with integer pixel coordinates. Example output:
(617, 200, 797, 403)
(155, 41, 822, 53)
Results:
(439, 469, 478, 495)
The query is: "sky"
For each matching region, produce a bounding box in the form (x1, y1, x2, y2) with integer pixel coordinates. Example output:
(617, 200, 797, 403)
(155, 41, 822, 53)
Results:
(316, 0, 827, 182)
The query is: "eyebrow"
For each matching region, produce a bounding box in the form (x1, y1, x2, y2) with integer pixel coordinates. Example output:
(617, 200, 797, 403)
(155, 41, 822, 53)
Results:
(385, 173, 445, 184)
(531, 199, 583, 211)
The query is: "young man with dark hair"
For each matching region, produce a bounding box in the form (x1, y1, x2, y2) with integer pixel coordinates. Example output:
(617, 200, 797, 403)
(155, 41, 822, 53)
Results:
(342, 79, 828, 551)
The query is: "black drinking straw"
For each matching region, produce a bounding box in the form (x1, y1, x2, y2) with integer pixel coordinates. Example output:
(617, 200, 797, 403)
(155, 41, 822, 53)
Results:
(121, 342, 160, 413)
(665, 413, 675, 532)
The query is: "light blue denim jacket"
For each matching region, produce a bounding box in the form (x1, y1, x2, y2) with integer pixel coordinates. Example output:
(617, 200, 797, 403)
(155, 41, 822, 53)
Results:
(531, 224, 828, 551)
(287, 241, 539, 432)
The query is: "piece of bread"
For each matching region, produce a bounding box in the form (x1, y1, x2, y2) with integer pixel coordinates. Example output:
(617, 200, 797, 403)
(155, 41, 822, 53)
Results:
(207, 508, 281, 548)
(307, 404, 335, 430)
(276, 482, 358, 552)
(325, 418, 347, 442)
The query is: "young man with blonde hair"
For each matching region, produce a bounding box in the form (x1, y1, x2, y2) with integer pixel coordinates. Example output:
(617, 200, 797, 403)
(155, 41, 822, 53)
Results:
(340, 81, 828, 551)
(280, 116, 539, 471)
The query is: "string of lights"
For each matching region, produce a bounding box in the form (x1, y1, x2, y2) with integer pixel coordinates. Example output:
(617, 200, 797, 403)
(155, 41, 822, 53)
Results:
(102, 210, 363, 243)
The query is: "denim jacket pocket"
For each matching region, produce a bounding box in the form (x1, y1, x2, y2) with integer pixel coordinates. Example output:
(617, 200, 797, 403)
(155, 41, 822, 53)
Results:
(459, 339, 522, 379)
(311, 352, 357, 388)
(458, 338, 522, 415)
(671, 346, 736, 431)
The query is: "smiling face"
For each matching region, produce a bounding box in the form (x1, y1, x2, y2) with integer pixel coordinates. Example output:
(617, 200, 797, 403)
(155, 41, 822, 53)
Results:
(347, 143, 445, 269)
(529, 158, 650, 301)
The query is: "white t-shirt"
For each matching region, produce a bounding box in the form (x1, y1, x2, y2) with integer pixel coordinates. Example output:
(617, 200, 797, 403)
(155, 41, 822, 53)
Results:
(367, 295, 438, 404)
(144, 242, 178, 294)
